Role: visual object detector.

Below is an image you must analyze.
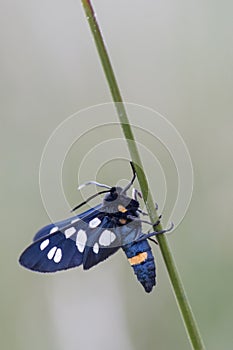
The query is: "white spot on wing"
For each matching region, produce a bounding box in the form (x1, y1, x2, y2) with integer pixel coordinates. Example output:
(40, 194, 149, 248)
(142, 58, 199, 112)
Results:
(76, 229, 87, 252)
(89, 217, 101, 228)
(50, 226, 58, 234)
(53, 248, 62, 263)
(65, 227, 76, 238)
(71, 218, 80, 224)
(99, 230, 116, 246)
(47, 246, 57, 260)
(40, 239, 49, 251)
(93, 242, 99, 254)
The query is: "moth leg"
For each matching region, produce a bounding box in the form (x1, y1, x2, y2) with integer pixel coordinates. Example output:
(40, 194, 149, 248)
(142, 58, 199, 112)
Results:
(137, 202, 159, 216)
(135, 222, 174, 243)
(132, 188, 142, 201)
(148, 237, 158, 245)
(137, 208, 149, 216)
(127, 215, 162, 227)
(153, 215, 162, 227)
(146, 225, 159, 245)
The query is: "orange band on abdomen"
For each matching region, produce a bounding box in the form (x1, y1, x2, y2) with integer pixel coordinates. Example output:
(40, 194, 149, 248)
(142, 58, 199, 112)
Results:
(128, 252, 148, 266)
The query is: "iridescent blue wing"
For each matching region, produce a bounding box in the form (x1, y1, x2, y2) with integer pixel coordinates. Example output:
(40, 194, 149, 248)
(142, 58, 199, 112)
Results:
(19, 231, 83, 272)
(82, 217, 121, 269)
(19, 207, 121, 273)
(33, 205, 102, 242)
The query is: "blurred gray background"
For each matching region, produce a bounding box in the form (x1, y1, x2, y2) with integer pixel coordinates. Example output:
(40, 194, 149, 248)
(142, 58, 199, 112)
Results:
(1, 1, 233, 349)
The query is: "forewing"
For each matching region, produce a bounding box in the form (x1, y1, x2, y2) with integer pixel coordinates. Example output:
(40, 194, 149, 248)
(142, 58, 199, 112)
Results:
(19, 231, 83, 272)
(33, 205, 102, 242)
(20, 207, 121, 272)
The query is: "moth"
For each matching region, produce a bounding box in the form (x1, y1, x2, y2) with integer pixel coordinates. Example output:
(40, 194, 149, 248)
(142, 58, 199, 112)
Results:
(19, 162, 172, 292)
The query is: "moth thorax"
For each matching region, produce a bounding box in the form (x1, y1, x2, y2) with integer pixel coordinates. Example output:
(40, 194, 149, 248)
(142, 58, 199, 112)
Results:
(103, 190, 139, 213)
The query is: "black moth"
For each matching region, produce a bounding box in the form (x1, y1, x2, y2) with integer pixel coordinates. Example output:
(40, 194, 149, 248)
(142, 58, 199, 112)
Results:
(19, 162, 172, 292)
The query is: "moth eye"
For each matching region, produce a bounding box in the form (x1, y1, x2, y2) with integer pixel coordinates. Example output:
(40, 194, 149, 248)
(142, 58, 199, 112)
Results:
(105, 192, 118, 202)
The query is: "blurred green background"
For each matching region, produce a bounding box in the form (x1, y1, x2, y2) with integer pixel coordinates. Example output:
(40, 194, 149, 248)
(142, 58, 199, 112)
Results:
(1, 1, 233, 349)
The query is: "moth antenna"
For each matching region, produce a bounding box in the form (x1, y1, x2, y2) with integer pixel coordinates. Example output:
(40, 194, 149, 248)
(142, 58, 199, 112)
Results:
(121, 161, 137, 194)
(78, 181, 111, 190)
(71, 189, 111, 212)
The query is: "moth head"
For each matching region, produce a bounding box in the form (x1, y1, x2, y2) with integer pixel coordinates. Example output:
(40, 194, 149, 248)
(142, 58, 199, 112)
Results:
(103, 186, 139, 212)
(104, 186, 121, 202)
(72, 162, 138, 212)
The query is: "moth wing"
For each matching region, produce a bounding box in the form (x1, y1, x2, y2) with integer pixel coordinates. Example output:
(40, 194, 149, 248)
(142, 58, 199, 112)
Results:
(32, 205, 102, 242)
(20, 207, 121, 272)
(19, 231, 83, 272)
(82, 217, 121, 270)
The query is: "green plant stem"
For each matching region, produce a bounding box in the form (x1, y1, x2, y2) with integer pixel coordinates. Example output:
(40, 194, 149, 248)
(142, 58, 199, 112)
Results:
(81, 1, 206, 349)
